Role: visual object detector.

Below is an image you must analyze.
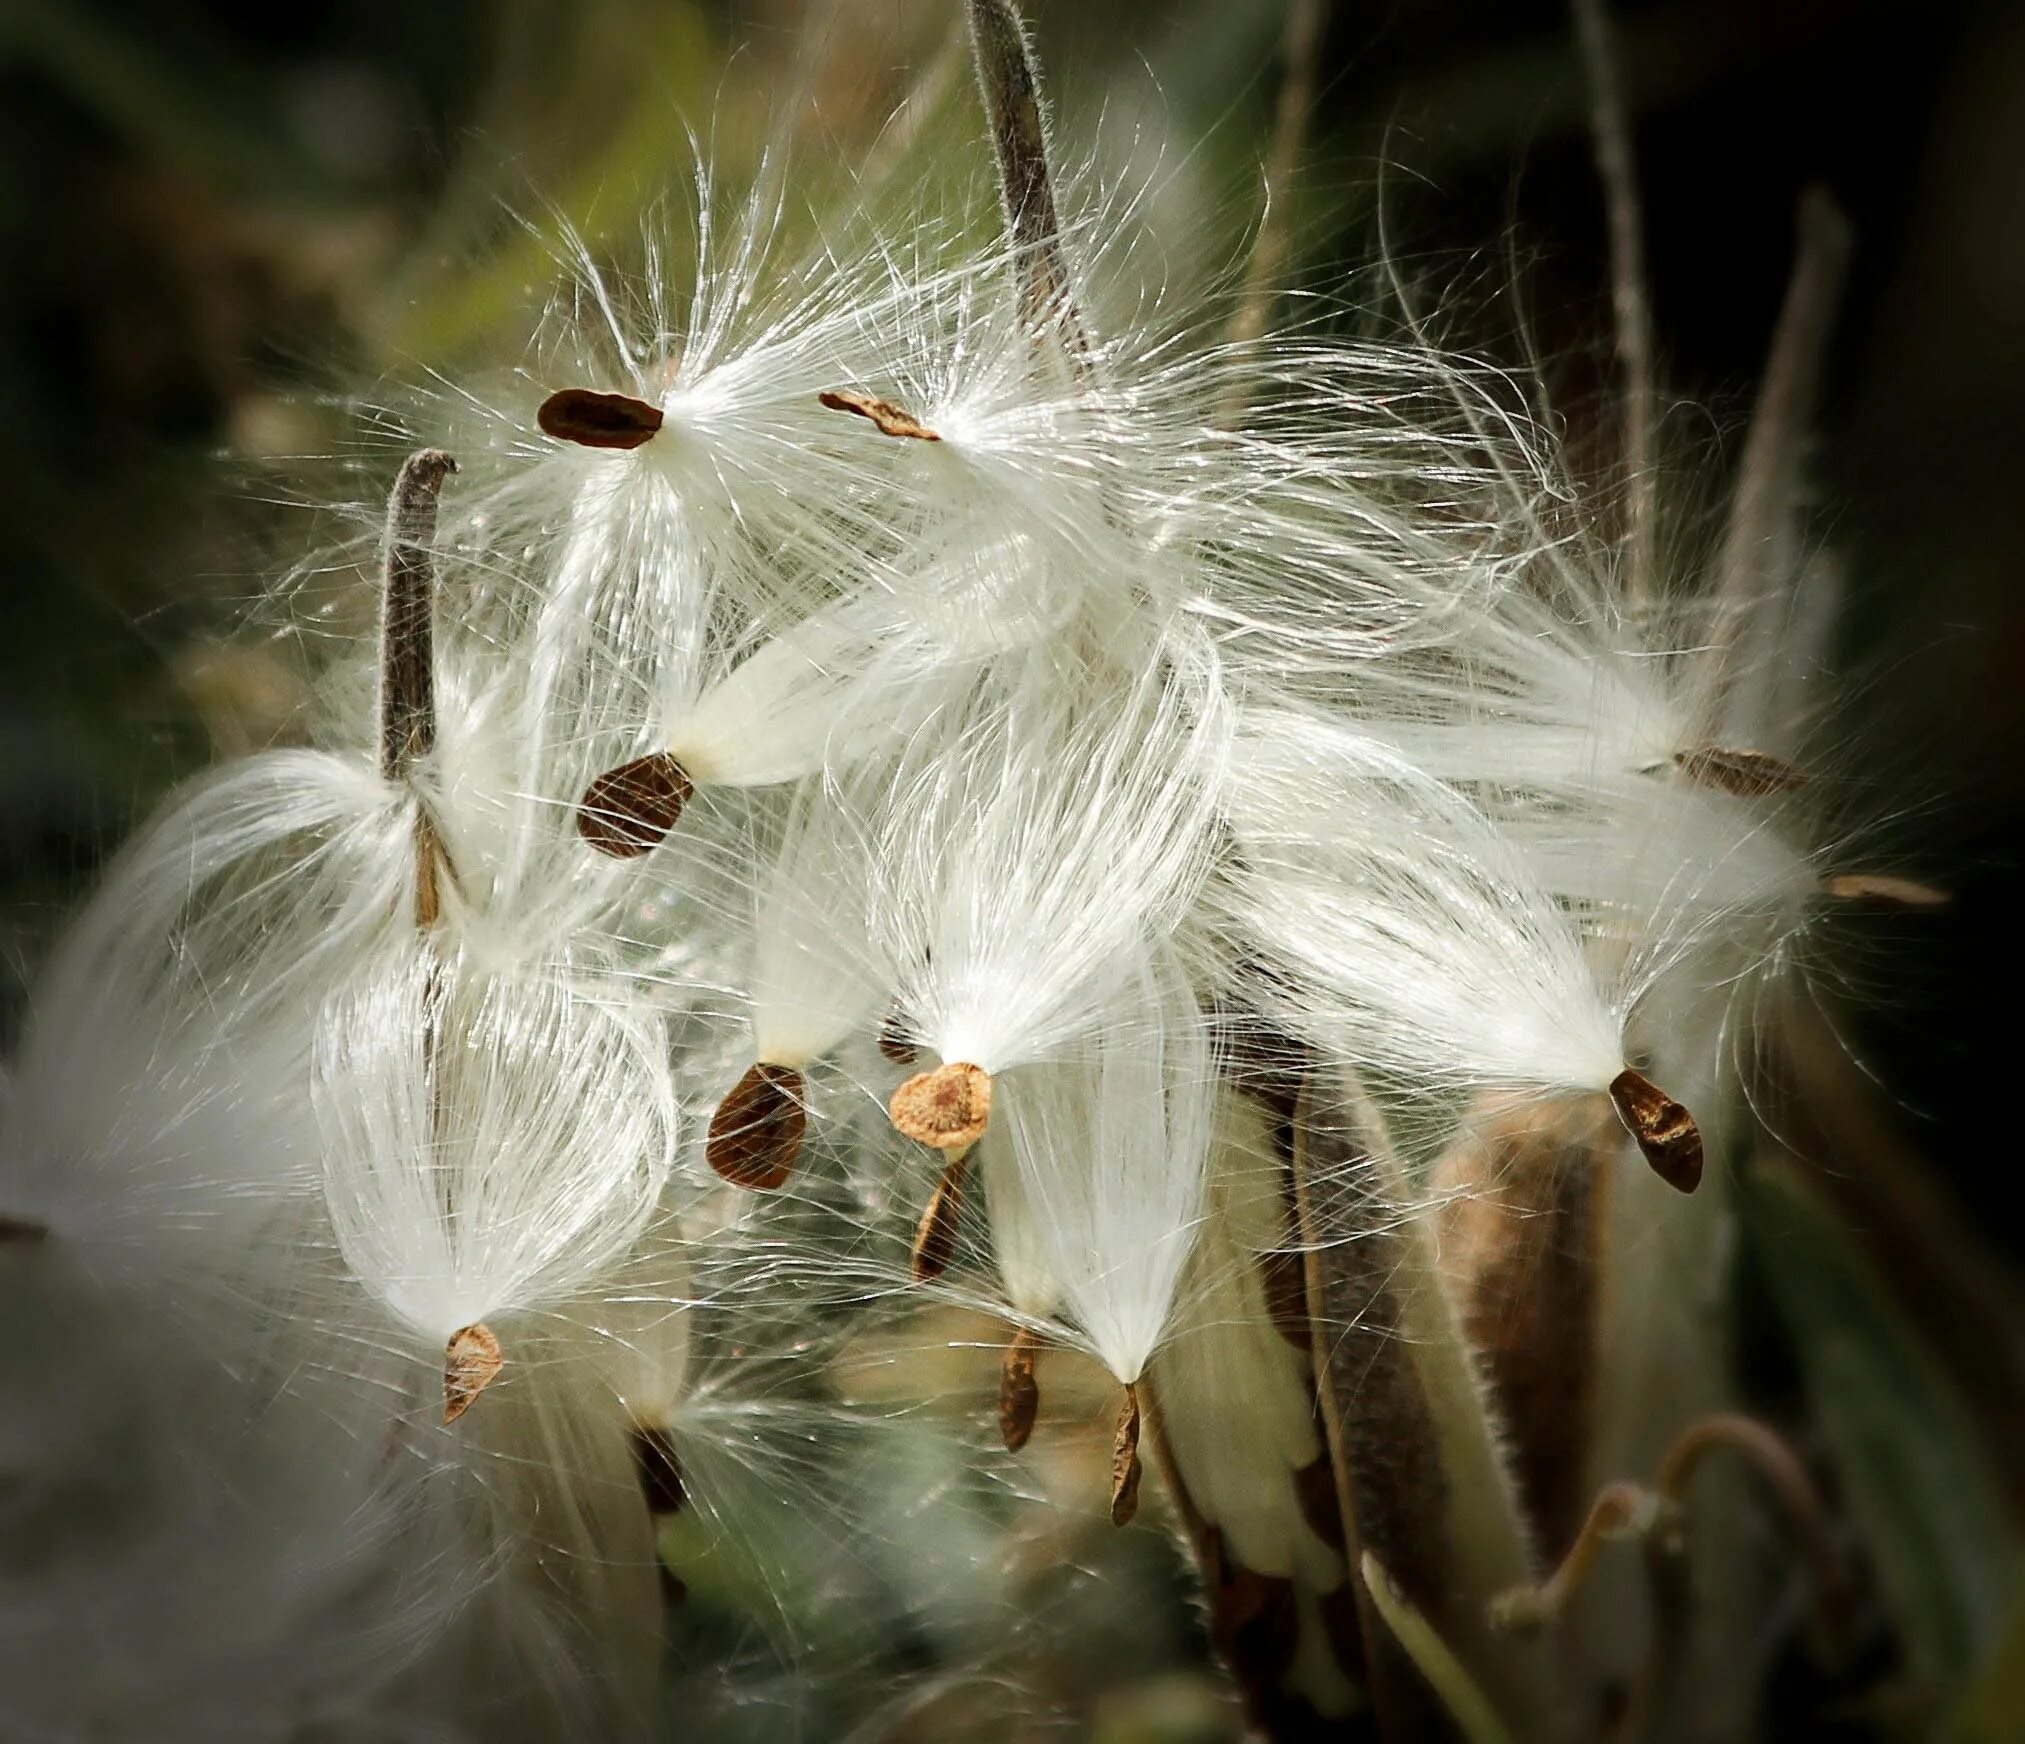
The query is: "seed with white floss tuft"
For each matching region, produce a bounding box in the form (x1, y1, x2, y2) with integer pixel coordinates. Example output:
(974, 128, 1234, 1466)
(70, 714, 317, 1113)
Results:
(1607, 1067, 1704, 1193)
(890, 1061, 993, 1149)
(443, 1322, 504, 1424)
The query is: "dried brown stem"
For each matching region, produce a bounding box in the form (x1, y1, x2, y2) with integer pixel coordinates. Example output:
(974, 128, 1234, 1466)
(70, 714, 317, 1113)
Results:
(1219, 0, 1331, 423)
(380, 449, 457, 929)
(965, 0, 1090, 360)
(1652, 1412, 1854, 1638)
(1490, 1481, 1649, 1631)
(1491, 1413, 1851, 1654)
(1707, 188, 1853, 735)
(1571, 0, 1657, 610)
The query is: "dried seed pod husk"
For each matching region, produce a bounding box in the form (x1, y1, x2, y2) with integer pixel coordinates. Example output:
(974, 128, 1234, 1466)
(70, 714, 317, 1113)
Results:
(706, 1063, 806, 1191)
(579, 753, 694, 859)
(889, 1061, 992, 1149)
(1146, 1088, 1366, 1731)
(537, 387, 666, 450)
(1294, 1067, 1562, 1735)
(1608, 1068, 1703, 1193)
(1434, 1093, 1619, 1561)
(443, 1322, 504, 1424)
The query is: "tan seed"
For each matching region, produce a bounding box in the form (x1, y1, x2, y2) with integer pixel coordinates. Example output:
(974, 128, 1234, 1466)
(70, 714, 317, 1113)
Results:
(443, 1322, 504, 1424)
(889, 1061, 992, 1149)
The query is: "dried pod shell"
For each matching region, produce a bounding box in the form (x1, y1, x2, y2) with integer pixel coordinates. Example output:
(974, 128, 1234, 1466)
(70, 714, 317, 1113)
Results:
(889, 1061, 992, 1149)
(537, 387, 666, 450)
(579, 753, 694, 859)
(1000, 1326, 1042, 1452)
(706, 1063, 806, 1191)
(443, 1322, 504, 1424)
(818, 387, 940, 441)
(910, 1153, 970, 1282)
(1674, 745, 1809, 797)
(1608, 1068, 1704, 1193)
(1110, 1386, 1144, 1527)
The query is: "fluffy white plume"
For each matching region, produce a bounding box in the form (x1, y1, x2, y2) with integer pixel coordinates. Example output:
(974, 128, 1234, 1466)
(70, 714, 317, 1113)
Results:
(985, 948, 1213, 1384)
(313, 938, 676, 1349)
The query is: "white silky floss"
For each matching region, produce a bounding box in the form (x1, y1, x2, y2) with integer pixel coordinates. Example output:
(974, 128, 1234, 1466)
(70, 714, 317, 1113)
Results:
(875, 638, 1230, 1086)
(1222, 708, 1644, 1103)
(312, 935, 676, 1378)
(985, 948, 1215, 1394)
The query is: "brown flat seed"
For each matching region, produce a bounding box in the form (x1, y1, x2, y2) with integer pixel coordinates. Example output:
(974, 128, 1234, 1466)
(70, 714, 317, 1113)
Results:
(817, 387, 940, 441)
(1110, 1385, 1144, 1527)
(1608, 1068, 1704, 1193)
(630, 1425, 687, 1516)
(537, 387, 666, 450)
(910, 1153, 970, 1282)
(1822, 872, 1950, 908)
(889, 1061, 992, 1149)
(1000, 1326, 1041, 1451)
(1, 1211, 50, 1245)
(579, 752, 694, 858)
(1674, 745, 1810, 797)
(443, 1322, 504, 1424)
(706, 1063, 806, 1191)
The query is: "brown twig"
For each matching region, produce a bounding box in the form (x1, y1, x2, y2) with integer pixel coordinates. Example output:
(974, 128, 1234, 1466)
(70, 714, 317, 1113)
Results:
(1570, 0, 1658, 611)
(1218, 0, 1332, 425)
